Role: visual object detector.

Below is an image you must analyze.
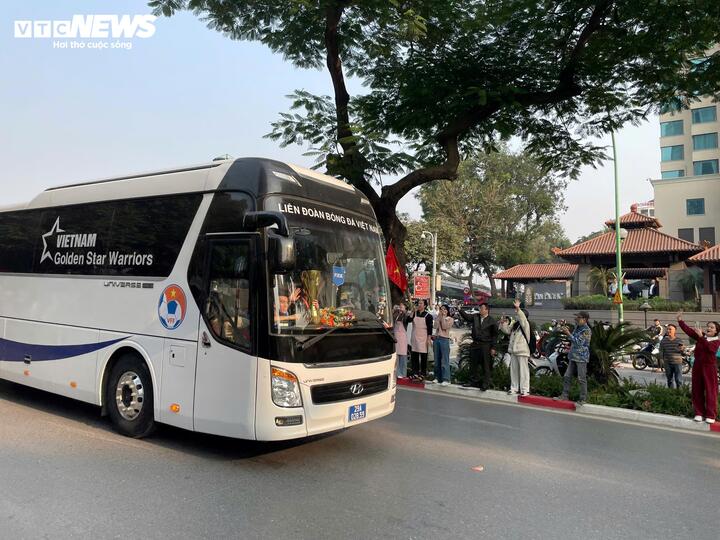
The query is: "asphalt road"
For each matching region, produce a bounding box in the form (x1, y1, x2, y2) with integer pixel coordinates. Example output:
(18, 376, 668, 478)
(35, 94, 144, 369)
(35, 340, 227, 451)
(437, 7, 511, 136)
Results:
(1, 379, 719, 540)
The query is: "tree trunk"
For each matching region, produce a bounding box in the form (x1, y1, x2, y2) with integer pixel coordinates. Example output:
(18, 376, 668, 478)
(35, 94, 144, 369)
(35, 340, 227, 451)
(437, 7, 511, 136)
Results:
(482, 264, 497, 297)
(374, 197, 408, 305)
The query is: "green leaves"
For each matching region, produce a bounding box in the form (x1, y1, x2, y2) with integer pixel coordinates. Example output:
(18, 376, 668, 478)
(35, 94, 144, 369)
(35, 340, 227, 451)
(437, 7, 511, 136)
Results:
(265, 90, 421, 183)
(588, 321, 650, 385)
(417, 149, 569, 280)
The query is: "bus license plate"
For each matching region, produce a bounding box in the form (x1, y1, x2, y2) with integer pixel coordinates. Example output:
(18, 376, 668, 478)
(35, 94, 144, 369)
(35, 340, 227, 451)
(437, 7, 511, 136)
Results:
(348, 403, 366, 422)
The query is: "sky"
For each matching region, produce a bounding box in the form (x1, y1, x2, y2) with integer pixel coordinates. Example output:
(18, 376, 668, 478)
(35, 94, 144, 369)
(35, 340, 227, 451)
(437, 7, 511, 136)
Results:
(2, 1, 659, 243)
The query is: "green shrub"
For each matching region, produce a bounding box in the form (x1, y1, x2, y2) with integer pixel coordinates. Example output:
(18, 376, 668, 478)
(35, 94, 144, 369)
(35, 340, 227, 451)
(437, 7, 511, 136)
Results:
(589, 321, 649, 385)
(491, 361, 510, 390)
(562, 295, 699, 312)
(529, 373, 602, 400)
(561, 295, 614, 310)
(587, 382, 695, 417)
(449, 360, 702, 417)
(487, 298, 516, 308)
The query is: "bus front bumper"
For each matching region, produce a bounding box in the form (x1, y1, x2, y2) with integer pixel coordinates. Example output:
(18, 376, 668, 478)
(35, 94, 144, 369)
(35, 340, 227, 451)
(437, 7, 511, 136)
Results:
(255, 357, 396, 441)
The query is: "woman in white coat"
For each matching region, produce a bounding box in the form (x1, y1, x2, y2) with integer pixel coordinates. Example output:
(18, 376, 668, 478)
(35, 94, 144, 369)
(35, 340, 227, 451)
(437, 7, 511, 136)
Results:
(499, 299, 532, 396)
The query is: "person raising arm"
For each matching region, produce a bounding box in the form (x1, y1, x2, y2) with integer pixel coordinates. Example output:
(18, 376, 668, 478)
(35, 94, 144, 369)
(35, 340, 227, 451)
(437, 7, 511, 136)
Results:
(676, 311, 720, 424)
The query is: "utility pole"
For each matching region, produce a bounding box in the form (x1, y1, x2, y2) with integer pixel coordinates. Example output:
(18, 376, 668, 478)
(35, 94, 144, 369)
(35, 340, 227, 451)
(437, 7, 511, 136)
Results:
(611, 130, 624, 324)
(422, 230, 437, 308)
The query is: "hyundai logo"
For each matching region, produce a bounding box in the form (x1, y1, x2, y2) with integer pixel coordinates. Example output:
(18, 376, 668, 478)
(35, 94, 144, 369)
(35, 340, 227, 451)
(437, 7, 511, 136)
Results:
(349, 383, 364, 395)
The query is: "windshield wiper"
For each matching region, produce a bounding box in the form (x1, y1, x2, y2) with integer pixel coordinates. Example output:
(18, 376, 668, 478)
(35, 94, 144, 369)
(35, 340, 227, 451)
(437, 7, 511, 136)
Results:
(355, 317, 396, 344)
(297, 325, 342, 351)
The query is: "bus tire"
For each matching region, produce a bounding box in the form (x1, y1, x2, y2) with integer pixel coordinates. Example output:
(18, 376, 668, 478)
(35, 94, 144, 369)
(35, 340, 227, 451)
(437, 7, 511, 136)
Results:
(106, 354, 156, 438)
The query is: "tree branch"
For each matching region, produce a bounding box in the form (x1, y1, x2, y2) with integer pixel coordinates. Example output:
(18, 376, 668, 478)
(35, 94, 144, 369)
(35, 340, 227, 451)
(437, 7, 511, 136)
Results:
(323, 2, 379, 206)
(381, 133, 461, 205)
(380, 1, 613, 206)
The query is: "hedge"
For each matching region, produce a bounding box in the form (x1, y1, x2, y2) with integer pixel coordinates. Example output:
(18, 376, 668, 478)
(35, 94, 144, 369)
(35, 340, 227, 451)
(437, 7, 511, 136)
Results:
(561, 295, 699, 312)
(447, 359, 700, 418)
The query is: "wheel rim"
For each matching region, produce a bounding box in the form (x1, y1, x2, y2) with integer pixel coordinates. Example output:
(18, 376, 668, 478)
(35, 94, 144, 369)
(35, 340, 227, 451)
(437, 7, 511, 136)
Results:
(115, 371, 145, 421)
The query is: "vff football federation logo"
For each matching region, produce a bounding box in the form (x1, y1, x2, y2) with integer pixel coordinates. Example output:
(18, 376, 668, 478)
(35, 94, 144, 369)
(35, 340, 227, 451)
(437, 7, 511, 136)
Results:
(158, 284, 187, 330)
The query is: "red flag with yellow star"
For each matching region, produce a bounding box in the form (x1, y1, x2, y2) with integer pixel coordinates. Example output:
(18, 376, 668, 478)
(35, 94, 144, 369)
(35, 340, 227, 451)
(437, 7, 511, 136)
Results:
(385, 243, 407, 293)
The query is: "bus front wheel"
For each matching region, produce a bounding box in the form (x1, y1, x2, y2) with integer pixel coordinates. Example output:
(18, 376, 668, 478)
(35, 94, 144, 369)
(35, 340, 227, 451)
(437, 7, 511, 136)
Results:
(107, 354, 156, 438)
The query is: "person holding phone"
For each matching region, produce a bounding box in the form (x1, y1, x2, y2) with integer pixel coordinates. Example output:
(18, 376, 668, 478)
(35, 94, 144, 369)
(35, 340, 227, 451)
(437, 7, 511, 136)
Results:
(500, 299, 531, 396)
(432, 304, 454, 385)
(556, 311, 592, 404)
(459, 303, 498, 390)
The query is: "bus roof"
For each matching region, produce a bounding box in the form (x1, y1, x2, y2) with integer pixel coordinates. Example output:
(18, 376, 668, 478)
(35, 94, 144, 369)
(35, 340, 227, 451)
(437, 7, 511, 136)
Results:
(11, 158, 375, 218)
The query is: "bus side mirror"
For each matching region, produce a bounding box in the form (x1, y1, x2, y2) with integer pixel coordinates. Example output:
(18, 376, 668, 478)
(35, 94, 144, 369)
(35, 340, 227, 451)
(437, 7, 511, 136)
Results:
(269, 231, 295, 273)
(243, 211, 289, 237)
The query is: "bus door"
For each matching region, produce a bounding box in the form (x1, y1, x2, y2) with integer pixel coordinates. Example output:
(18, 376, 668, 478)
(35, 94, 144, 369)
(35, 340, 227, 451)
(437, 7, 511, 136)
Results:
(194, 235, 258, 439)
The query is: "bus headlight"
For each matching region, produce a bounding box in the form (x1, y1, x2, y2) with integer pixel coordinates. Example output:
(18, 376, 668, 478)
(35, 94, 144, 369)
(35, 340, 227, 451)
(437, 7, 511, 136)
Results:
(271, 367, 303, 408)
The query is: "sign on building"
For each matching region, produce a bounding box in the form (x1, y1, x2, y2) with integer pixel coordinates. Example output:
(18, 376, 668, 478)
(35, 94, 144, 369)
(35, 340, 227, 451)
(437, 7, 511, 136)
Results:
(530, 281, 571, 309)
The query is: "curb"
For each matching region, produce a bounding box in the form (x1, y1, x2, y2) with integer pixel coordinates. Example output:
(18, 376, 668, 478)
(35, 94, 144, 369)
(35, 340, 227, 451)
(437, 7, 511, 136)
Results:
(409, 382, 719, 435)
(396, 378, 425, 389)
(518, 395, 575, 411)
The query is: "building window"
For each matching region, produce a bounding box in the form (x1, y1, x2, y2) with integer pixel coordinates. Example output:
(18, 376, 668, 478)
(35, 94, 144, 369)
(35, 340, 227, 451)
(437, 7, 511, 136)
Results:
(691, 106, 717, 124)
(686, 198, 705, 216)
(699, 227, 715, 246)
(692, 132, 718, 151)
(693, 159, 719, 175)
(660, 120, 684, 137)
(678, 228, 694, 243)
(661, 170, 685, 179)
(660, 145, 684, 162)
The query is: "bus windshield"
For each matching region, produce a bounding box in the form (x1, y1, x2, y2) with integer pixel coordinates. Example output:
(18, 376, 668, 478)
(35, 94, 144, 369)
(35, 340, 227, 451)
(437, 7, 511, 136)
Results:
(268, 199, 390, 335)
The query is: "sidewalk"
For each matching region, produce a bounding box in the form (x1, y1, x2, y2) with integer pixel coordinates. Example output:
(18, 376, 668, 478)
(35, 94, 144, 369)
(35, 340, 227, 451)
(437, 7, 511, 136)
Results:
(398, 379, 719, 435)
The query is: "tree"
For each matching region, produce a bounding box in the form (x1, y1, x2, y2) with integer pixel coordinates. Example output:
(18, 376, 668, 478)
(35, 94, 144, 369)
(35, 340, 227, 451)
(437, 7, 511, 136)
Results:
(524, 221, 572, 264)
(419, 150, 568, 295)
(402, 217, 464, 273)
(151, 0, 720, 302)
(574, 229, 607, 245)
(587, 266, 615, 296)
(677, 268, 704, 301)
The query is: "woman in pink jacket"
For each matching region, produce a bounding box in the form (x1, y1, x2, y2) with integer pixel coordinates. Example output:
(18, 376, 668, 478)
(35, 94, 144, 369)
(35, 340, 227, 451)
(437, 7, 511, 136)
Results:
(677, 312, 720, 424)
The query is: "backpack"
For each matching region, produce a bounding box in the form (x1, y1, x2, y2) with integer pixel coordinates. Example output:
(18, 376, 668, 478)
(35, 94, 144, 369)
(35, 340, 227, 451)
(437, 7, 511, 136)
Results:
(515, 320, 536, 353)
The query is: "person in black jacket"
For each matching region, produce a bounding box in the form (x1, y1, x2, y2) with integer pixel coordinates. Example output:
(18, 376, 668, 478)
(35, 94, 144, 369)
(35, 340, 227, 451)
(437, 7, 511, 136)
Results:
(460, 303, 498, 390)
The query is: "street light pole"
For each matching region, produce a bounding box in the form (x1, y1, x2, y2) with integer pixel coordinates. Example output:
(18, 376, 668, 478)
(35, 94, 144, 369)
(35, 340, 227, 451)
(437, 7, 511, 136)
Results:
(611, 130, 624, 324)
(422, 230, 437, 308)
(639, 301, 651, 328)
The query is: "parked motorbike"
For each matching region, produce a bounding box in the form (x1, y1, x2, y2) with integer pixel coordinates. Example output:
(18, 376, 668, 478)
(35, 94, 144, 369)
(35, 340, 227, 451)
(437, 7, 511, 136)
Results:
(532, 335, 570, 376)
(453, 314, 466, 328)
(631, 341, 661, 371)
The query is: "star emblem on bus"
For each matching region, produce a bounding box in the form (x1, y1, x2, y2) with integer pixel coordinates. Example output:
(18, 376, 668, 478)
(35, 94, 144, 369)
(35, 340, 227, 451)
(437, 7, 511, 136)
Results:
(40, 217, 64, 263)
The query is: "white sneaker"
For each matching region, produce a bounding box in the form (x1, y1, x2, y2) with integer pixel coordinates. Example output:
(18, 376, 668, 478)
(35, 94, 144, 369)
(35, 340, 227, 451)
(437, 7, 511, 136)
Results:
(706, 418, 716, 424)
(441, 381, 450, 386)
(694, 415, 703, 422)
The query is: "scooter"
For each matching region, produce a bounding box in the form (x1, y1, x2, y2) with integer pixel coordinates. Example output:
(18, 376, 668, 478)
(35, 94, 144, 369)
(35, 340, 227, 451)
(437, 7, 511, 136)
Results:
(532, 337, 570, 376)
(631, 340, 662, 371)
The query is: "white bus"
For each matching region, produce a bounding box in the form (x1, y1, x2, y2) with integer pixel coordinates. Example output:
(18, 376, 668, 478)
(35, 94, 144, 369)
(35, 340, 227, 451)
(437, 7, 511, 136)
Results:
(0, 158, 396, 439)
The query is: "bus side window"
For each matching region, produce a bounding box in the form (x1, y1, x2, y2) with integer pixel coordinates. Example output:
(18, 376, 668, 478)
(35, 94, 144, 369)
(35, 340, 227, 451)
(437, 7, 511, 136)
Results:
(205, 241, 252, 351)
